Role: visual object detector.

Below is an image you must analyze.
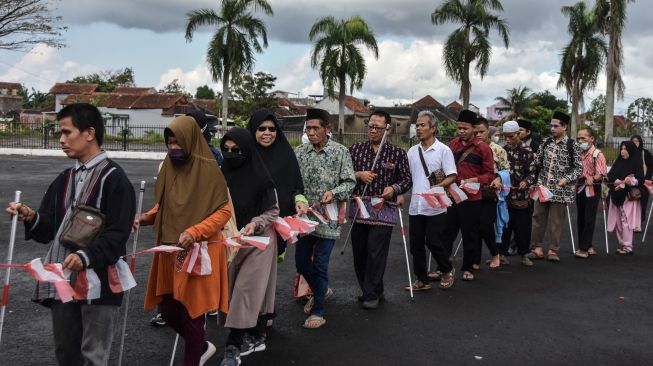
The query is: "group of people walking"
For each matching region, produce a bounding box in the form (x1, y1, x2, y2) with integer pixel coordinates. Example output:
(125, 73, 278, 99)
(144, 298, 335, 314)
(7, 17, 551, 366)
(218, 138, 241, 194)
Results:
(5, 101, 652, 366)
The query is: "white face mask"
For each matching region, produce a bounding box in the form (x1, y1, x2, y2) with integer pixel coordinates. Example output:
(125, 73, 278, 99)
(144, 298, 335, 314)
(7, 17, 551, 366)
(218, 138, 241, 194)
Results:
(491, 135, 500, 143)
(580, 142, 590, 151)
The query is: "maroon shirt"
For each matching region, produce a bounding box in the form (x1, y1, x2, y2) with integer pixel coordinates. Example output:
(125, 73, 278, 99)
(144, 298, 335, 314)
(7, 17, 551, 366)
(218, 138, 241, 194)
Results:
(448, 136, 495, 201)
(349, 141, 412, 199)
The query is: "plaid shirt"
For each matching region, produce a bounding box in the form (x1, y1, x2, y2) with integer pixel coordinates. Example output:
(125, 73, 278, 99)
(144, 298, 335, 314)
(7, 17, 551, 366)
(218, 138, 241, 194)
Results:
(535, 136, 582, 204)
(504, 142, 537, 202)
(349, 141, 411, 198)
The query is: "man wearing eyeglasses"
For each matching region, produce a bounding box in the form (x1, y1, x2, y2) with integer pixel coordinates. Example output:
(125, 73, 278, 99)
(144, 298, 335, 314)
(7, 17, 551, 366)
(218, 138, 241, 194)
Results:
(294, 108, 356, 329)
(528, 111, 582, 262)
(347, 111, 411, 309)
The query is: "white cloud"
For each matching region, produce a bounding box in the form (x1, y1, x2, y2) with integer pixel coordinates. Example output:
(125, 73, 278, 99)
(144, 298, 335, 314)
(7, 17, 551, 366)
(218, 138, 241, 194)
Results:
(156, 63, 221, 94)
(0, 44, 97, 91)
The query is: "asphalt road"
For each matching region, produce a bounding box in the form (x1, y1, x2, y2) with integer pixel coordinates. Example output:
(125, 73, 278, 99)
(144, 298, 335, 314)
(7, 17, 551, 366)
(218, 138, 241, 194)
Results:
(0, 155, 651, 366)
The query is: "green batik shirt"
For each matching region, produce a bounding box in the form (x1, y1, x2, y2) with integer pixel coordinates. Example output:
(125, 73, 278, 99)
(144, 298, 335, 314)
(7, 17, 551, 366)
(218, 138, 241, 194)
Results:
(295, 139, 356, 239)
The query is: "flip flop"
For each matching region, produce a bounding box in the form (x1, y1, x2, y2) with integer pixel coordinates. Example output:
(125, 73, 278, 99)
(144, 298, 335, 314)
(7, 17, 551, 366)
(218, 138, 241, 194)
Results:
(303, 315, 326, 329)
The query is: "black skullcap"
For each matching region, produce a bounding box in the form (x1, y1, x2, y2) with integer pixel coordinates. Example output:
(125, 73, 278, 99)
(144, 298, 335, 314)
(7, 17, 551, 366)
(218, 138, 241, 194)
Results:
(517, 119, 533, 131)
(552, 111, 571, 125)
(457, 109, 477, 124)
(306, 108, 331, 124)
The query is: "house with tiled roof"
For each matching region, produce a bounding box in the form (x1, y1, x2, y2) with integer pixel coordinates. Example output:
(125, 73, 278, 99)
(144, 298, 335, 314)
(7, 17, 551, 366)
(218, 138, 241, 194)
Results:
(49, 83, 99, 112)
(0, 81, 23, 115)
(313, 94, 371, 132)
(112, 87, 156, 95)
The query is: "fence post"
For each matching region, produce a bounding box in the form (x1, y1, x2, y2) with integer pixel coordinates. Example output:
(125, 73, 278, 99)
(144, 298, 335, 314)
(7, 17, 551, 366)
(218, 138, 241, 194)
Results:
(42, 118, 47, 149)
(122, 127, 128, 151)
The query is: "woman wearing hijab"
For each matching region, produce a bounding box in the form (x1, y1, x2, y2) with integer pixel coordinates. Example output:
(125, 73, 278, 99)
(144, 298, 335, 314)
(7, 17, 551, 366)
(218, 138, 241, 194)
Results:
(246, 109, 308, 260)
(218, 128, 279, 366)
(138, 116, 232, 366)
(630, 135, 653, 231)
(607, 141, 645, 255)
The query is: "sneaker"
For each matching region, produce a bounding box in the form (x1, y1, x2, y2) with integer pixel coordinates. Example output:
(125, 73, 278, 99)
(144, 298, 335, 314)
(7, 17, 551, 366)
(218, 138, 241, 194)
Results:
(361, 298, 380, 310)
(240, 334, 266, 357)
(149, 313, 166, 327)
(220, 345, 241, 366)
(199, 341, 216, 366)
(404, 280, 431, 291)
(207, 309, 219, 317)
(521, 255, 534, 267)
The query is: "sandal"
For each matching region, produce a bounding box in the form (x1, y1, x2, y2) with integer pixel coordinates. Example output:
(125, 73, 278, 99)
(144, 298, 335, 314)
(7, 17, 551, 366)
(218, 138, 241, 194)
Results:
(546, 251, 560, 262)
(526, 248, 545, 260)
(303, 288, 334, 314)
(574, 250, 589, 259)
(303, 315, 326, 329)
(427, 271, 442, 281)
(472, 264, 480, 270)
(462, 271, 475, 281)
(438, 270, 455, 290)
(587, 247, 597, 256)
(616, 248, 633, 255)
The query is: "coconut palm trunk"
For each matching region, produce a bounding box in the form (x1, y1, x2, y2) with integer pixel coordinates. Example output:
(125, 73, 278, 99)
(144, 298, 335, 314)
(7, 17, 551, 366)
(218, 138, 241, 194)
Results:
(221, 69, 230, 129)
(604, 36, 616, 143)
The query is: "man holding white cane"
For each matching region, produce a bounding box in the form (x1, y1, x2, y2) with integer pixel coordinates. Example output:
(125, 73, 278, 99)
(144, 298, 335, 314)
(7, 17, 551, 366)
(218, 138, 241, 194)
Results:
(5, 103, 135, 366)
(348, 111, 411, 309)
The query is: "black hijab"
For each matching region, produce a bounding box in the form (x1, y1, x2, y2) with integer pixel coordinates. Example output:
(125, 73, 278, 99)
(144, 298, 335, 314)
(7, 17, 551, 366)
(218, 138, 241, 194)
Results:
(247, 109, 304, 217)
(608, 141, 644, 206)
(221, 128, 277, 228)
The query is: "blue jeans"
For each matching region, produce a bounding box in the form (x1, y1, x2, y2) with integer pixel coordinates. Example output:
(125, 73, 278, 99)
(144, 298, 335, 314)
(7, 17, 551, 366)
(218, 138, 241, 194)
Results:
(295, 235, 336, 316)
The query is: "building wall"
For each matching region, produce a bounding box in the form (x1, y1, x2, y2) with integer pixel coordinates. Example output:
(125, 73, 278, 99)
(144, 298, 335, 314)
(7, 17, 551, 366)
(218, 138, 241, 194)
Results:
(0, 96, 23, 114)
(314, 97, 352, 115)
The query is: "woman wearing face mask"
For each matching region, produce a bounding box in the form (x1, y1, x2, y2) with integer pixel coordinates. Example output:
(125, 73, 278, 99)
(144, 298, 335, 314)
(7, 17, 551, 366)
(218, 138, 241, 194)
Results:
(574, 128, 607, 258)
(218, 128, 280, 365)
(138, 116, 232, 365)
(607, 141, 645, 255)
(246, 109, 307, 262)
(630, 135, 652, 232)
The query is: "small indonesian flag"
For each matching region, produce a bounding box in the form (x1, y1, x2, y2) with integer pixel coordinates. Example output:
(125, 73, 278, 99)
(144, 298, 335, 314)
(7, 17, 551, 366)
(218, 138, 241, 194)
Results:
(447, 183, 468, 204)
(370, 197, 385, 210)
(308, 208, 328, 224)
(577, 184, 595, 198)
(322, 201, 347, 224)
(460, 181, 480, 195)
(134, 245, 185, 255)
(417, 193, 440, 208)
(72, 269, 102, 301)
(645, 180, 653, 193)
(224, 237, 246, 248)
(614, 179, 626, 190)
(181, 242, 212, 276)
(530, 185, 554, 203)
(285, 216, 318, 237)
(107, 259, 137, 293)
(274, 217, 298, 244)
(353, 197, 371, 219)
(23, 258, 75, 303)
(430, 187, 452, 207)
(224, 235, 271, 250)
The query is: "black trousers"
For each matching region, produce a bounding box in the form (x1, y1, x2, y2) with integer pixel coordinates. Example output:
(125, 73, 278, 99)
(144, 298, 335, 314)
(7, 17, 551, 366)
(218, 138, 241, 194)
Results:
(499, 206, 532, 255)
(641, 189, 649, 226)
(576, 187, 600, 251)
(475, 199, 500, 264)
(409, 214, 452, 283)
(351, 223, 393, 301)
(443, 200, 482, 273)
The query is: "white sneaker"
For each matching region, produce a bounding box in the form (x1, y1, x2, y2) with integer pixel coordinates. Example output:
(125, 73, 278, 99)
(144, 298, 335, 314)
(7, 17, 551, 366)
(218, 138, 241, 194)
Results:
(200, 341, 216, 366)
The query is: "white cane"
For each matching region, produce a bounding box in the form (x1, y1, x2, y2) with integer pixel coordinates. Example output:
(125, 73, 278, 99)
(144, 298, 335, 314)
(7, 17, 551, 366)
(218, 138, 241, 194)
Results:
(453, 237, 463, 258)
(397, 207, 414, 301)
(427, 255, 432, 273)
(0, 191, 21, 346)
(340, 125, 391, 255)
(169, 334, 179, 366)
(117, 181, 146, 366)
(566, 205, 576, 253)
(642, 198, 653, 244)
(602, 199, 609, 254)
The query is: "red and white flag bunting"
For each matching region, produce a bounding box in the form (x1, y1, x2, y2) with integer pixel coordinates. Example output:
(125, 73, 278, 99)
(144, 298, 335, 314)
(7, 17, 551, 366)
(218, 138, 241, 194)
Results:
(307, 208, 328, 224)
(285, 216, 318, 236)
(274, 217, 299, 244)
(23, 258, 75, 303)
(353, 197, 370, 219)
(577, 184, 595, 198)
(107, 259, 137, 293)
(322, 201, 347, 224)
(614, 179, 625, 190)
(417, 187, 452, 208)
(447, 183, 468, 204)
(130, 245, 184, 256)
(181, 242, 212, 276)
(530, 185, 554, 203)
(370, 197, 384, 210)
(460, 181, 480, 195)
(224, 235, 271, 250)
(645, 180, 653, 193)
(72, 269, 102, 301)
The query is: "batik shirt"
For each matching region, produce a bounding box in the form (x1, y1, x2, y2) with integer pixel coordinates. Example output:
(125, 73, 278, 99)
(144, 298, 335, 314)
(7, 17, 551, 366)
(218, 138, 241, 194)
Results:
(504, 142, 537, 203)
(348, 141, 412, 226)
(490, 142, 510, 173)
(535, 136, 582, 204)
(295, 139, 356, 239)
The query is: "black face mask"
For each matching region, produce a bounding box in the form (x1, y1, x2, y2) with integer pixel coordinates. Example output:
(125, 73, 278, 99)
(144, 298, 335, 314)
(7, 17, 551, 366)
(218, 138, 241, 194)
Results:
(222, 151, 246, 169)
(168, 148, 188, 165)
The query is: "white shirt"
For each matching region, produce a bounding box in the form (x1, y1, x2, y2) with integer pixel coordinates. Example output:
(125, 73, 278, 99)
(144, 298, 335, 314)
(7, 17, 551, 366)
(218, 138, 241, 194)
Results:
(407, 139, 457, 216)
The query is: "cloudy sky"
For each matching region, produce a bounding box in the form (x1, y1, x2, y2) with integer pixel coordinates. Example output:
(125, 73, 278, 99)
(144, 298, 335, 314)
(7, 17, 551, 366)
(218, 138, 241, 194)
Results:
(1, 0, 652, 115)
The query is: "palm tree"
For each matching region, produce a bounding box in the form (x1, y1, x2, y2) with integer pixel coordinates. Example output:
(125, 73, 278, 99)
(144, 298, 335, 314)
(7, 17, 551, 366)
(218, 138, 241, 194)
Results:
(309, 15, 379, 135)
(494, 86, 535, 121)
(594, 0, 634, 142)
(185, 0, 273, 128)
(431, 0, 510, 109)
(558, 2, 607, 138)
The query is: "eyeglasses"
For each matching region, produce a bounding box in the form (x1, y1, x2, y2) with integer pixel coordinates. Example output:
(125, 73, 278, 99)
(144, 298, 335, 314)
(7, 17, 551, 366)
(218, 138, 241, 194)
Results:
(257, 126, 277, 133)
(550, 124, 562, 129)
(305, 126, 323, 131)
(221, 147, 241, 154)
(367, 125, 386, 131)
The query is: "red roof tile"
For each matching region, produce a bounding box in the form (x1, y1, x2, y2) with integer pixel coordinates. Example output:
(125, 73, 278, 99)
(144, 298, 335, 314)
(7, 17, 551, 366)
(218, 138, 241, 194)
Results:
(412, 95, 443, 108)
(131, 94, 184, 109)
(341, 96, 369, 113)
(49, 83, 98, 94)
(447, 101, 463, 111)
(0, 82, 22, 90)
(112, 87, 155, 95)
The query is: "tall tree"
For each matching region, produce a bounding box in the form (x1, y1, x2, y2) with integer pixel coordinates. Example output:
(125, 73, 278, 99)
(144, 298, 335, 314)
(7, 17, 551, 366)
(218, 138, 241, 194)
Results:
(557, 2, 607, 137)
(230, 71, 277, 117)
(431, 0, 510, 109)
(159, 78, 192, 98)
(494, 85, 534, 121)
(0, 0, 66, 51)
(195, 85, 216, 99)
(68, 68, 135, 92)
(309, 15, 379, 135)
(530, 90, 569, 111)
(595, 0, 634, 142)
(185, 0, 273, 128)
